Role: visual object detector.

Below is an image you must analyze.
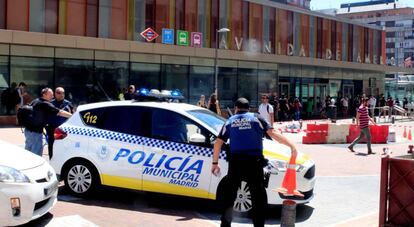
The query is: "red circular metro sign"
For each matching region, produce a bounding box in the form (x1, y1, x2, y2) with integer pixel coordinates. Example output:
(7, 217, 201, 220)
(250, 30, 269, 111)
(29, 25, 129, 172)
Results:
(140, 28, 159, 42)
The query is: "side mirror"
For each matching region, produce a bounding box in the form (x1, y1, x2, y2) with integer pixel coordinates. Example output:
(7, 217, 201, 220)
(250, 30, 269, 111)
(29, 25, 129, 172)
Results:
(189, 133, 206, 144)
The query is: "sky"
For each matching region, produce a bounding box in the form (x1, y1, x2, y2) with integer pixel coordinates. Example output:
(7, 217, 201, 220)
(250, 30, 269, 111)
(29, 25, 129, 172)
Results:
(310, 0, 414, 10)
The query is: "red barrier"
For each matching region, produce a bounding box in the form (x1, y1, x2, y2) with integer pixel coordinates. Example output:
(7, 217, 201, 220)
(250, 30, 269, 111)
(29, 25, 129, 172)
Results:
(302, 124, 328, 144)
(346, 125, 389, 144)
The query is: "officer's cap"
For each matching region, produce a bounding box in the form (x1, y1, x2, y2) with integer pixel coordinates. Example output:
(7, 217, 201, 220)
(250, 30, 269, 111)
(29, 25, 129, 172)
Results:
(235, 98, 250, 110)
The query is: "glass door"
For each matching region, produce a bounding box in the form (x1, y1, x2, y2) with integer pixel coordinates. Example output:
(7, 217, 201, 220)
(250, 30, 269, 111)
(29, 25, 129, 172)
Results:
(343, 85, 354, 99)
(279, 83, 290, 97)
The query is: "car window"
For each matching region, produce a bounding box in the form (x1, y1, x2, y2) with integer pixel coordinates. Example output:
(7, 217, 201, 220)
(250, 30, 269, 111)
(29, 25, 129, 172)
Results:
(151, 108, 210, 146)
(79, 106, 151, 137)
(186, 109, 225, 134)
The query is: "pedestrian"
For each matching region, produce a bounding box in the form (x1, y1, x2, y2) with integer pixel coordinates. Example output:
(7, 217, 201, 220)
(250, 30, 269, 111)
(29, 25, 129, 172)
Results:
(293, 98, 301, 120)
(341, 96, 349, 118)
(124, 85, 136, 100)
(403, 97, 409, 110)
(379, 94, 386, 117)
(24, 88, 72, 156)
(368, 95, 376, 117)
(386, 96, 394, 118)
(16, 82, 27, 109)
(46, 87, 74, 159)
(278, 94, 289, 121)
(258, 94, 274, 125)
(1, 82, 19, 115)
(208, 93, 221, 115)
(197, 94, 207, 108)
(211, 98, 298, 227)
(269, 92, 279, 122)
(348, 98, 376, 155)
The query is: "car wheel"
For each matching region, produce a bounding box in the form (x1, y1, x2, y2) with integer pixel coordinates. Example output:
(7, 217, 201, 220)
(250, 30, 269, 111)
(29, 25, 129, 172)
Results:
(217, 179, 257, 215)
(63, 160, 100, 196)
(234, 181, 253, 213)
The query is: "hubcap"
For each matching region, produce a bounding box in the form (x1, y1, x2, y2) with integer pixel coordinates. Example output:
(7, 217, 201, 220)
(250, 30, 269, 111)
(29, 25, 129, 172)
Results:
(67, 165, 92, 193)
(233, 181, 252, 212)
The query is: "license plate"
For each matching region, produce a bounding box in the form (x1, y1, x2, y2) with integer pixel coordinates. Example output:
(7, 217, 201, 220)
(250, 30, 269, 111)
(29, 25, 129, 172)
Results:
(44, 181, 59, 197)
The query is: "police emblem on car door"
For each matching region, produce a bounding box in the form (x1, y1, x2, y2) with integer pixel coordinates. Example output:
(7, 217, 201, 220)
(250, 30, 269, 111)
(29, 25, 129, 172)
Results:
(141, 108, 212, 198)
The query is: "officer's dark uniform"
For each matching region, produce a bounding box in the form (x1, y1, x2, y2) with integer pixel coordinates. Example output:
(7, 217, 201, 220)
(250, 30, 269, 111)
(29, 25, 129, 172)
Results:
(218, 106, 273, 227)
(46, 98, 74, 159)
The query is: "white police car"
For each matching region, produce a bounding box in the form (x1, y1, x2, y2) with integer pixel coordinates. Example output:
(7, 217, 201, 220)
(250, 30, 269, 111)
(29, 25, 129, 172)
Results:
(50, 90, 315, 213)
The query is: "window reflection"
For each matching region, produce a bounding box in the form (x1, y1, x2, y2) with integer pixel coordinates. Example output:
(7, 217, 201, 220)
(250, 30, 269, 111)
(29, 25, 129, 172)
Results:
(55, 59, 94, 105)
(189, 66, 214, 105)
(95, 61, 129, 102)
(10, 56, 54, 102)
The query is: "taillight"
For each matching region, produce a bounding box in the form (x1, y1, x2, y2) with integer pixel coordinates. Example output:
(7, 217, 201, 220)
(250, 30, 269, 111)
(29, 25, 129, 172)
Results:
(54, 128, 67, 140)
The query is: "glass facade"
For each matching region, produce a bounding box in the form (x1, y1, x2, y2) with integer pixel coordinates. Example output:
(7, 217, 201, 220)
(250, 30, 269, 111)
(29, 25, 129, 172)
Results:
(0, 0, 385, 65)
(0, 53, 384, 117)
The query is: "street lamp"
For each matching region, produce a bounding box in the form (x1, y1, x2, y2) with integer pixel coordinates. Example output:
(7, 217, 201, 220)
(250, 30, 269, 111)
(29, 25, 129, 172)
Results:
(214, 28, 230, 99)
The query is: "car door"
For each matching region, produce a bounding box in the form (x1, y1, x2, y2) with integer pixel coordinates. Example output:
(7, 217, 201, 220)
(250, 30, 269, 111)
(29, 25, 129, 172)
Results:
(82, 106, 150, 191)
(142, 108, 213, 199)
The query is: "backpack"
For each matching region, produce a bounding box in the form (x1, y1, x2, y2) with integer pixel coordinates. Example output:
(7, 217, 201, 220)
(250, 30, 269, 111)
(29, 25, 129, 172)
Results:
(17, 104, 34, 128)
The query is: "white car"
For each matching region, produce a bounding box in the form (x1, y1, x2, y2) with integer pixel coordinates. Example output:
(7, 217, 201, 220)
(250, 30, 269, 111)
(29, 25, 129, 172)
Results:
(50, 99, 315, 213)
(0, 140, 58, 226)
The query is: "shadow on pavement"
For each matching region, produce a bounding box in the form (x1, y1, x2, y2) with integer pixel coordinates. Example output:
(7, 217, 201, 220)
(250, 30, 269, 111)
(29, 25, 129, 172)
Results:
(16, 213, 54, 227)
(53, 185, 314, 225)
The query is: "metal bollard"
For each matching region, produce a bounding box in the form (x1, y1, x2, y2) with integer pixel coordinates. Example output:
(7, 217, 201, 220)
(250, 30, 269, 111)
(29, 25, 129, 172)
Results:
(281, 199, 296, 227)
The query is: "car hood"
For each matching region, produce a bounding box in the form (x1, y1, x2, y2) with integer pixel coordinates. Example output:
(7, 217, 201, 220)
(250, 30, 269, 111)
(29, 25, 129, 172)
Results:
(262, 139, 310, 165)
(0, 140, 45, 170)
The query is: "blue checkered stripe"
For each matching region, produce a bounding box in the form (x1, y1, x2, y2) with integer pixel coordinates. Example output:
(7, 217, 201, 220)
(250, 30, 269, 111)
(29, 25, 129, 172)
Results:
(62, 126, 226, 159)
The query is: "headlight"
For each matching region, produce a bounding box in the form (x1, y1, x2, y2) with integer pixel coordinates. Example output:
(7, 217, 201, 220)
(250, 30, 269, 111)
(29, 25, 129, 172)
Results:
(267, 160, 304, 173)
(0, 165, 30, 183)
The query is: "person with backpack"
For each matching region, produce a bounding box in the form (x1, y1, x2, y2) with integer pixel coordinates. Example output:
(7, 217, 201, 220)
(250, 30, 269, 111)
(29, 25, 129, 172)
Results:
(258, 94, 274, 125)
(22, 87, 72, 156)
(46, 87, 74, 159)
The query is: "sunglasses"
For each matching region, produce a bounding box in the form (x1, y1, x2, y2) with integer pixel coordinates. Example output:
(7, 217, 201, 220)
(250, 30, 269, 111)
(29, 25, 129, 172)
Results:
(56, 91, 64, 94)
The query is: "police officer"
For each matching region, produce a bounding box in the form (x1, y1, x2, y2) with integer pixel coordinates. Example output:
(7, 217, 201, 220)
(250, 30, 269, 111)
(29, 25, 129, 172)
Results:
(46, 87, 74, 159)
(211, 98, 298, 227)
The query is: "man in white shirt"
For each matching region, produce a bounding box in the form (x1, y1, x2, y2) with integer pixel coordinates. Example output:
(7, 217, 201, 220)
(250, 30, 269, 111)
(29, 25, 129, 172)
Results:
(341, 96, 349, 118)
(258, 94, 274, 126)
(368, 95, 376, 117)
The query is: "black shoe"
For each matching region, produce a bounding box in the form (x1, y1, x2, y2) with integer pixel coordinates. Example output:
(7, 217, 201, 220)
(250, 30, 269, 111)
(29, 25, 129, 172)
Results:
(348, 146, 355, 152)
(368, 151, 376, 155)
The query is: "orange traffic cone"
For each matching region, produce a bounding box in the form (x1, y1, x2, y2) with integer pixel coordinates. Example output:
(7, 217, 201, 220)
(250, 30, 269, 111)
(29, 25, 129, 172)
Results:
(409, 128, 412, 141)
(273, 152, 304, 198)
(403, 126, 407, 138)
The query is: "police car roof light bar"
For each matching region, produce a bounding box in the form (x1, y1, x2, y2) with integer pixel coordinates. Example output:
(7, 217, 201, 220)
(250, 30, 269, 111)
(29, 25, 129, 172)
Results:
(134, 88, 184, 102)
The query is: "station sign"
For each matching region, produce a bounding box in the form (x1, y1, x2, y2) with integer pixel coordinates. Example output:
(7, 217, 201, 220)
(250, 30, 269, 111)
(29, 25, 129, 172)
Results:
(162, 28, 174, 45)
(191, 32, 203, 48)
(177, 30, 189, 46)
(140, 28, 159, 42)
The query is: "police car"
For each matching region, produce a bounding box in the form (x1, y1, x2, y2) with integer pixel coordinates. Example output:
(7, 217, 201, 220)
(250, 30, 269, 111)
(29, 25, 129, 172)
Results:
(50, 89, 315, 213)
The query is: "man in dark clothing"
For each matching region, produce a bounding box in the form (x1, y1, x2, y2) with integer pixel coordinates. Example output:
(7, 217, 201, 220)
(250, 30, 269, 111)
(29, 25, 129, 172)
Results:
(124, 85, 136, 100)
(46, 87, 74, 159)
(211, 98, 298, 227)
(24, 88, 72, 156)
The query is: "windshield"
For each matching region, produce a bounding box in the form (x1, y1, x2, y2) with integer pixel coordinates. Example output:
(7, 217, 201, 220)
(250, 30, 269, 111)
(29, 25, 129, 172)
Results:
(186, 109, 226, 134)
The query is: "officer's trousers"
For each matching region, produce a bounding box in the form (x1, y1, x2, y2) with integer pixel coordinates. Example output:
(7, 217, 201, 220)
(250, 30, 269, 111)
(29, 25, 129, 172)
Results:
(220, 155, 266, 227)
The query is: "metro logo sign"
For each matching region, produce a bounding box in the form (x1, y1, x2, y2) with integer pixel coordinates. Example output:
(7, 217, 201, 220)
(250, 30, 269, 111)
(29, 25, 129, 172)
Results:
(140, 28, 159, 42)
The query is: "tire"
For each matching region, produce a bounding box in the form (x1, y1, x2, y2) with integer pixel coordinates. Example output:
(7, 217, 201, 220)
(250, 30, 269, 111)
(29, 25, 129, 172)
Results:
(62, 160, 100, 196)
